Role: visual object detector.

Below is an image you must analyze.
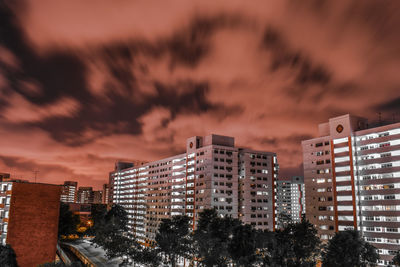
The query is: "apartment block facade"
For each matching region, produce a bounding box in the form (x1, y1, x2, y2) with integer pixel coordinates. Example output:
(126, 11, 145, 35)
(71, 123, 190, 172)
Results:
(93, 190, 103, 204)
(276, 176, 305, 227)
(102, 183, 110, 204)
(0, 182, 61, 267)
(77, 187, 94, 204)
(109, 134, 278, 243)
(302, 114, 400, 265)
(60, 181, 78, 203)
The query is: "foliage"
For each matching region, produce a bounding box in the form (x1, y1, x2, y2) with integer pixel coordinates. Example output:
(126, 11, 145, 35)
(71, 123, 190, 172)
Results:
(0, 244, 18, 267)
(322, 230, 379, 267)
(289, 219, 321, 266)
(58, 202, 80, 238)
(254, 230, 274, 267)
(91, 204, 132, 264)
(276, 212, 292, 229)
(130, 245, 161, 267)
(193, 209, 252, 267)
(266, 219, 320, 267)
(191, 210, 319, 267)
(155, 215, 192, 267)
(270, 226, 295, 266)
(392, 250, 400, 266)
(83, 204, 107, 236)
(227, 223, 258, 266)
(91, 204, 159, 266)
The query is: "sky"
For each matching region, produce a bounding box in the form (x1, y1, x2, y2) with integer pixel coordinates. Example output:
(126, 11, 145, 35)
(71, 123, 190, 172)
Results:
(1, 0, 400, 189)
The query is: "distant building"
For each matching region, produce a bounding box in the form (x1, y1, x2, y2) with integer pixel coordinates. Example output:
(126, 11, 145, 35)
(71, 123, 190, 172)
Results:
(0, 173, 29, 183)
(77, 187, 94, 204)
(68, 203, 107, 224)
(0, 182, 61, 267)
(276, 176, 305, 227)
(60, 181, 78, 203)
(102, 184, 110, 204)
(302, 114, 400, 265)
(93, 190, 103, 204)
(0, 173, 10, 181)
(110, 134, 278, 244)
(68, 203, 92, 224)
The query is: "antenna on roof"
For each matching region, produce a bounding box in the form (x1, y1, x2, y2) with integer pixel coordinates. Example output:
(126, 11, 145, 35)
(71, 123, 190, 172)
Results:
(33, 170, 39, 183)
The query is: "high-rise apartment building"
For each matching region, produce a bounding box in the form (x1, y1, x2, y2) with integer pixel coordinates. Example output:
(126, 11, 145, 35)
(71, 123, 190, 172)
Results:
(302, 114, 400, 265)
(60, 181, 78, 203)
(110, 134, 278, 244)
(102, 183, 110, 204)
(276, 176, 305, 227)
(0, 182, 61, 267)
(93, 190, 103, 204)
(77, 187, 94, 204)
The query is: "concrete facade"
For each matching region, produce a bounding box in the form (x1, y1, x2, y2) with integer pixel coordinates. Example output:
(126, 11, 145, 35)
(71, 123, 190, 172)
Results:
(302, 114, 400, 265)
(77, 187, 94, 204)
(276, 176, 305, 227)
(60, 181, 78, 203)
(93, 190, 103, 204)
(102, 184, 110, 204)
(109, 134, 278, 243)
(0, 182, 61, 267)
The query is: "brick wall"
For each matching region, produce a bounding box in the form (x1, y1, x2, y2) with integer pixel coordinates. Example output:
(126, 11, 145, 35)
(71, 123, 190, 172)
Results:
(7, 183, 61, 267)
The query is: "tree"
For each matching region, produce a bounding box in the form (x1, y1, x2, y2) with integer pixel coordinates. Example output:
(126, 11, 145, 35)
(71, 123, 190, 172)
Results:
(84, 204, 107, 236)
(392, 250, 400, 266)
(277, 212, 292, 229)
(322, 230, 379, 267)
(290, 219, 320, 266)
(193, 209, 247, 267)
(155, 215, 192, 267)
(227, 223, 258, 266)
(193, 209, 229, 267)
(270, 226, 295, 266)
(0, 244, 18, 267)
(58, 202, 80, 238)
(261, 219, 320, 267)
(91, 204, 159, 267)
(255, 230, 274, 267)
(91, 204, 132, 265)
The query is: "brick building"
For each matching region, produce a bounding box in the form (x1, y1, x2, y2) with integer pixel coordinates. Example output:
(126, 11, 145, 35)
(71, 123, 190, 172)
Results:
(0, 182, 61, 267)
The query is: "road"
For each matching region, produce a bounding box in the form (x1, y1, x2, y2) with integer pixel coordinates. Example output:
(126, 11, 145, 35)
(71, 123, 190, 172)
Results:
(63, 239, 190, 267)
(63, 239, 122, 267)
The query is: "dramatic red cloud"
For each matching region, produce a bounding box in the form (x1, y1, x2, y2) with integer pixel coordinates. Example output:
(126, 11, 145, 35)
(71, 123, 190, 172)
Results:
(0, 0, 400, 189)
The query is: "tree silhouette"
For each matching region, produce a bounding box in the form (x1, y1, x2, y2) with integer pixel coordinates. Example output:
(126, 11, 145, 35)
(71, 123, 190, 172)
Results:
(155, 215, 192, 267)
(322, 230, 379, 267)
(0, 244, 18, 267)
